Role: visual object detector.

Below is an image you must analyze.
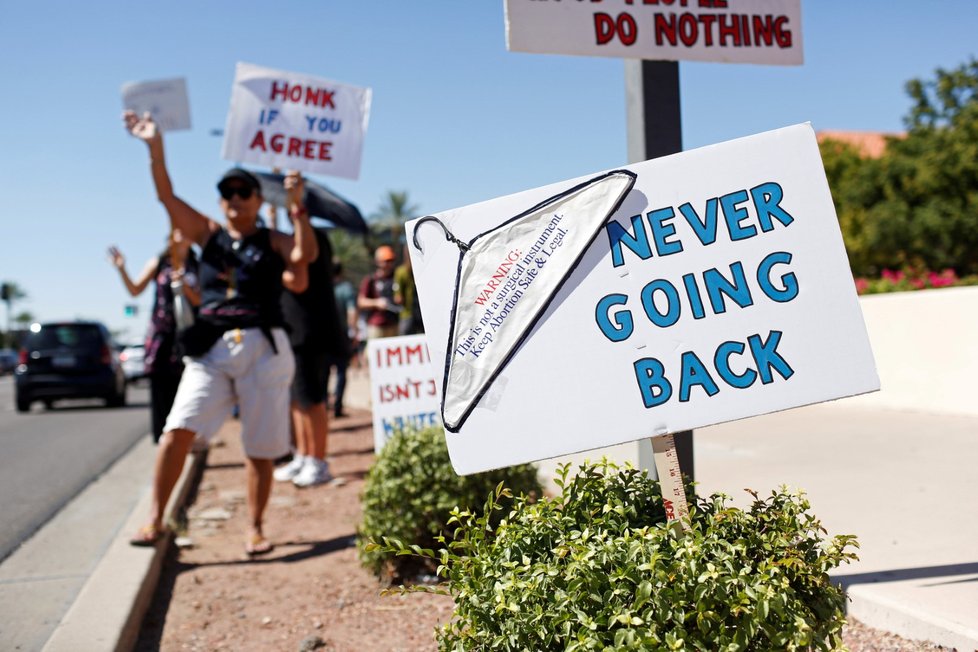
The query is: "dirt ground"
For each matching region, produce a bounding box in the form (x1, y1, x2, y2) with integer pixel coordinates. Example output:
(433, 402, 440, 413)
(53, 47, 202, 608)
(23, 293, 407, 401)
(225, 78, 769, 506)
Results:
(136, 410, 950, 652)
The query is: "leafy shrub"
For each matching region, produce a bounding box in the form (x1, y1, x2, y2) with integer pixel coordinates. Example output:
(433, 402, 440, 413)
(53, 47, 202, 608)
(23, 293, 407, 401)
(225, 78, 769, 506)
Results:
(380, 460, 858, 651)
(357, 426, 542, 583)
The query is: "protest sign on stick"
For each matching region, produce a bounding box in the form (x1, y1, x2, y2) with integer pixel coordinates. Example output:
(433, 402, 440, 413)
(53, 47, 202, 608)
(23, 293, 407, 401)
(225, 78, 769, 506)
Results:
(121, 77, 192, 132)
(366, 335, 441, 453)
(222, 62, 371, 180)
(409, 124, 878, 475)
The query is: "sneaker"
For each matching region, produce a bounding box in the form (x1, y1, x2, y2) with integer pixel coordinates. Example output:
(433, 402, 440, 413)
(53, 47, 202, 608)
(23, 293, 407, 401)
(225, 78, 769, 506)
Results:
(273, 455, 306, 482)
(293, 458, 333, 488)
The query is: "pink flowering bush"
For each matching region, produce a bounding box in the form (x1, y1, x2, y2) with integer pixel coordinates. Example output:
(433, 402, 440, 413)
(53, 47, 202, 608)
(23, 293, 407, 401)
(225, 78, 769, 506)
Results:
(854, 268, 978, 295)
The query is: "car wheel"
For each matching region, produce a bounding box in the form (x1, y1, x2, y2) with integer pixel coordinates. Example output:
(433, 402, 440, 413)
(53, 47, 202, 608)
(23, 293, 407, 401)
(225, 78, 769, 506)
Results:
(107, 386, 127, 408)
(16, 397, 30, 413)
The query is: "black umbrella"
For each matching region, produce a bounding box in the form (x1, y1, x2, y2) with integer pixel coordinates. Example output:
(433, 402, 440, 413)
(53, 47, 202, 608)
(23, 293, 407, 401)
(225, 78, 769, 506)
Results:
(254, 171, 368, 234)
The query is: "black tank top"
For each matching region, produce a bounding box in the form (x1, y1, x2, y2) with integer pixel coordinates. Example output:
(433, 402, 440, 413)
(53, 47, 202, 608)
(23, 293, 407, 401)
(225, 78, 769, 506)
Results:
(198, 228, 285, 331)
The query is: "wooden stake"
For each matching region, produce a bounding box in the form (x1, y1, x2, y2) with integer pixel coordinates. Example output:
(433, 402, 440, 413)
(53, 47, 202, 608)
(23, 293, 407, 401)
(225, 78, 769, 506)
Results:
(651, 433, 690, 532)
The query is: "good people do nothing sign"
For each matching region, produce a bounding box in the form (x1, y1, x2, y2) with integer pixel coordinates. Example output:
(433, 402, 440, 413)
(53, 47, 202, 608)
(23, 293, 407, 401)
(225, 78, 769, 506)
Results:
(408, 124, 878, 475)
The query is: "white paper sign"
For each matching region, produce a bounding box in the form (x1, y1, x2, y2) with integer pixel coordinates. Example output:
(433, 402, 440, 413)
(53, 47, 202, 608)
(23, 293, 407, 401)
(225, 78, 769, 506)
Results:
(366, 335, 441, 452)
(408, 124, 878, 475)
(121, 78, 192, 132)
(505, 0, 803, 66)
(221, 62, 371, 180)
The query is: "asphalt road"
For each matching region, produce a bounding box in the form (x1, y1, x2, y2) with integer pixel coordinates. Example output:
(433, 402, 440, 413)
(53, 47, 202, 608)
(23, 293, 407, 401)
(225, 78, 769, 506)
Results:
(0, 376, 152, 562)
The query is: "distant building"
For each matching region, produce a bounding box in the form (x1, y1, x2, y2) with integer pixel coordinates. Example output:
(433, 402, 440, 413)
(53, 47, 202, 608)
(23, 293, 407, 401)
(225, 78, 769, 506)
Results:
(816, 130, 904, 159)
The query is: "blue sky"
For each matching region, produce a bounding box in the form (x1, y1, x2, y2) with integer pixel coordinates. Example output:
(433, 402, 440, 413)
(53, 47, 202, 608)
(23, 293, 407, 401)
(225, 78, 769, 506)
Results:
(1, 1, 976, 342)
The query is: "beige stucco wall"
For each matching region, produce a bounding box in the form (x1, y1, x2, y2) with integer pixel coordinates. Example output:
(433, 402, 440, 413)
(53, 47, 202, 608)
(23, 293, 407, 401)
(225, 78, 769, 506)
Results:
(844, 285, 978, 416)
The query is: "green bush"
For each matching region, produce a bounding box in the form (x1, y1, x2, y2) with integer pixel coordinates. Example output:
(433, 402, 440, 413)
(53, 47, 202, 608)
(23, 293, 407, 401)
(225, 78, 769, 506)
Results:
(379, 460, 858, 651)
(357, 426, 542, 583)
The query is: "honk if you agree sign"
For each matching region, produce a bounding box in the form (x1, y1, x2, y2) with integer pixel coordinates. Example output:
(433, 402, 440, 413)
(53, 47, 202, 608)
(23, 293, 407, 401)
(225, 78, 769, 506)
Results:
(408, 124, 879, 475)
(222, 62, 371, 180)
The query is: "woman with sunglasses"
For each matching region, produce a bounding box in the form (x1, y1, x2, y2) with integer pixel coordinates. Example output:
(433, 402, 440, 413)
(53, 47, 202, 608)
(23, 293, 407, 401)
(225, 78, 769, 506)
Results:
(123, 111, 317, 555)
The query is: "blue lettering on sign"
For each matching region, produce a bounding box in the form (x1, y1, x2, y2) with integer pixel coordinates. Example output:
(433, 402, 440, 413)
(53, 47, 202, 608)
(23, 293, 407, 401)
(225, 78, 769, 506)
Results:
(596, 182, 803, 412)
(606, 214, 652, 268)
(634, 358, 672, 408)
(382, 412, 440, 436)
(632, 332, 794, 409)
(595, 293, 633, 342)
(648, 207, 684, 256)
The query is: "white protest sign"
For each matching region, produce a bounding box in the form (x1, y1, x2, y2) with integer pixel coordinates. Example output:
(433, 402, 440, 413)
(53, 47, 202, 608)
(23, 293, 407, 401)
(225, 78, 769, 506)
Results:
(221, 62, 371, 180)
(408, 124, 878, 475)
(366, 335, 441, 452)
(505, 0, 803, 66)
(121, 78, 192, 132)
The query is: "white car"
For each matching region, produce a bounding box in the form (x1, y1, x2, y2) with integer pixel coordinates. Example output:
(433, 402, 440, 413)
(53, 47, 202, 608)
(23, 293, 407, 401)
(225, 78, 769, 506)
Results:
(119, 344, 146, 381)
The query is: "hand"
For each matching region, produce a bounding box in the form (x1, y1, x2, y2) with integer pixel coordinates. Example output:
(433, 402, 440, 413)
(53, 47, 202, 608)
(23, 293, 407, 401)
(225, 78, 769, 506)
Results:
(107, 246, 125, 269)
(123, 110, 160, 144)
(284, 170, 305, 213)
(169, 228, 190, 269)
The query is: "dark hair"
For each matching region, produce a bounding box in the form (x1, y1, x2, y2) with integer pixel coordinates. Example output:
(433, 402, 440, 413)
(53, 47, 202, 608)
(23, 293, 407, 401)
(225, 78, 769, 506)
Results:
(332, 259, 343, 275)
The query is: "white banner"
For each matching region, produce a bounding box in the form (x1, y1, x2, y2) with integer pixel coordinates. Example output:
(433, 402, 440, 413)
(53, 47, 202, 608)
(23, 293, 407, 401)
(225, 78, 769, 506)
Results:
(505, 0, 803, 65)
(408, 124, 878, 475)
(121, 77, 192, 132)
(221, 62, 371, 180)
(366, 335, 441, 452)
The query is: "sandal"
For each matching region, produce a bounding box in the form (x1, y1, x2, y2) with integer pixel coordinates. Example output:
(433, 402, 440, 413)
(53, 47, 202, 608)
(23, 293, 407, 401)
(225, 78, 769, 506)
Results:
(245, 533, 274, 556)
(129, 523, 168, 547)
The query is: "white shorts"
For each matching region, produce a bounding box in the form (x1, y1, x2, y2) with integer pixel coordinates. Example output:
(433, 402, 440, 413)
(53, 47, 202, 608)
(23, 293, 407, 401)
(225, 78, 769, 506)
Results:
(164, 327, 295, 459)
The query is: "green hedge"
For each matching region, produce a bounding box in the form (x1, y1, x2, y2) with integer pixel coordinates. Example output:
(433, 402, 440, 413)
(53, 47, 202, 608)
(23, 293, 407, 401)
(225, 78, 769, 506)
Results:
(379, 460, 858, 651)
(357, 426, 542, 583)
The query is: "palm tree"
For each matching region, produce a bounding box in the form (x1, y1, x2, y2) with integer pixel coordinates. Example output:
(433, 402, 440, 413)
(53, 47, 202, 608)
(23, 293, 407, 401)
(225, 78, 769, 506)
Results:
(370, 191, 420, 248)
(14, 311, 35, 330)
(1, 281, 28, 343)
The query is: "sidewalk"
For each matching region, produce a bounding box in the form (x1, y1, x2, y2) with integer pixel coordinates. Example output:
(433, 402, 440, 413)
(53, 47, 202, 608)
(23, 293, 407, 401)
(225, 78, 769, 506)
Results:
(133, 405, 453, 651)
(693, 403, 978, 650)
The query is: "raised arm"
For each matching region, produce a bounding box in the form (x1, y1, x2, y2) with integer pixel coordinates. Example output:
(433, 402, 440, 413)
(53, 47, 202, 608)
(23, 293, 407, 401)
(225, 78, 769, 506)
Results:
(270, 171, 318, 270)
(123, 111, 216, 247)
(108, 246, 156, 297)
(287, 171, 318, 262)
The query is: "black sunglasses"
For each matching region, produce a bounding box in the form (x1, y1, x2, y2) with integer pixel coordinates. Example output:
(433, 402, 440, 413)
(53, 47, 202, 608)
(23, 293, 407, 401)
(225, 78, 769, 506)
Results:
(219, 185, 255, 200)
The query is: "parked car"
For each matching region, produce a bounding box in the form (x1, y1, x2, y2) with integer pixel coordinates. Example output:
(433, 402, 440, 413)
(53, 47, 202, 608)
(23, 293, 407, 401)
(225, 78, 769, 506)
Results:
(119, 343, 146, 382)
(14, 321, 127, 412)
(0, 348, 17, 375)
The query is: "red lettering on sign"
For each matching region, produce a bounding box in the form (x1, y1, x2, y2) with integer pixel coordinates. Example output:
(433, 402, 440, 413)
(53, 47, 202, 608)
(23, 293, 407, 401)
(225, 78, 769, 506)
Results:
(249, 130, 267, 151)
(247, 131, 335, 161)
(268, 81, 338, 108)
(663, 498, 676, 520)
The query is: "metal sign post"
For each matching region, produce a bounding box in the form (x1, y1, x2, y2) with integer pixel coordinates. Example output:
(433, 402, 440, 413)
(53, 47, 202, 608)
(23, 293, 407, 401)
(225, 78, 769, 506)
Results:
(626, 59, 694, 482)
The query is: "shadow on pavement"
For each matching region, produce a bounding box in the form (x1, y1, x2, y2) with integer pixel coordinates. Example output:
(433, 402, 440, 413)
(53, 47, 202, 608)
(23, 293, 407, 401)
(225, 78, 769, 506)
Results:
(834, 561, 978, 588)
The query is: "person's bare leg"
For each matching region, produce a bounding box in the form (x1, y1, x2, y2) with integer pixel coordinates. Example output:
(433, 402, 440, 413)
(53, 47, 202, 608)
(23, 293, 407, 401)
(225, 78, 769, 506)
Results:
(246, 457, 274, 543)
(148, 428, 196, 531)
(309, 401, 329, 459)
(291, 402, 312, 457)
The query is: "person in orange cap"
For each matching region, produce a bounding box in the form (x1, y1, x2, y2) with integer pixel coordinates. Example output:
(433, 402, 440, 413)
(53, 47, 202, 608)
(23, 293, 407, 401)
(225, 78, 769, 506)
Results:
(357, 245, 400, 340)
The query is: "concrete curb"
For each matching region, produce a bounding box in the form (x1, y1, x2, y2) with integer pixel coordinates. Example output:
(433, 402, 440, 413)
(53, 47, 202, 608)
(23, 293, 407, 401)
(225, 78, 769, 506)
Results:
(42, 447, 207, 652)
(847, 584, 978, 651)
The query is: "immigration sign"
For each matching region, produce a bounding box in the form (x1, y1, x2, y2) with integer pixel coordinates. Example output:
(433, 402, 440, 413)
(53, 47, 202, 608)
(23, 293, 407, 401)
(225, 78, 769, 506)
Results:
(408, 124, 878, 474)
(222, 62, 372, 180)
(366, 335, 441, 452)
